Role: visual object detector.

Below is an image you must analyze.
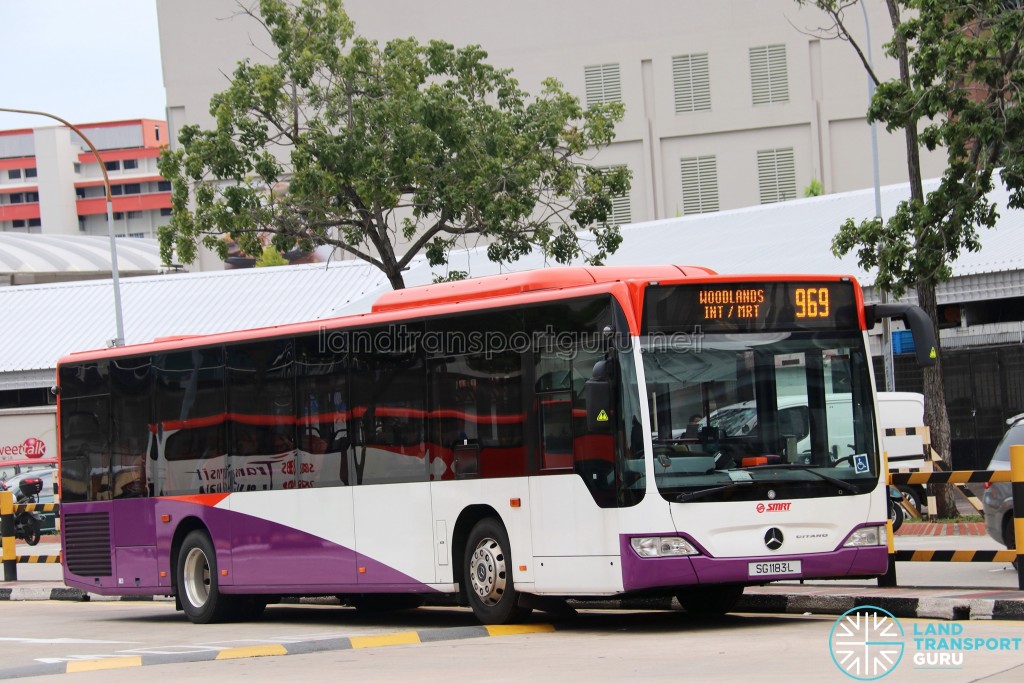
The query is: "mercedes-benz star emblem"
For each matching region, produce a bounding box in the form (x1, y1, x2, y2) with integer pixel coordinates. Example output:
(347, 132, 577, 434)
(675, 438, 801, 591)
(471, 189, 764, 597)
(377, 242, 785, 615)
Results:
(764, 527, 784, 550)
(767, 489, 776, 500)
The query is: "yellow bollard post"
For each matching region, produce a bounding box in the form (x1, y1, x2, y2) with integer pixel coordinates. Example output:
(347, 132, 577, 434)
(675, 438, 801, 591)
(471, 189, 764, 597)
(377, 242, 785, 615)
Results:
(1, 490, 17, 581)
(1010, 444, 1024, 590)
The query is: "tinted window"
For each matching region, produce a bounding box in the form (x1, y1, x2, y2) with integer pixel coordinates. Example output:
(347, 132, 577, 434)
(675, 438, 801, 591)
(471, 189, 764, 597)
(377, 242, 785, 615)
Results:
(991, 422, 1024, 464)
(152, 348, 226, 495)
(527, 298, 619, 506)
(296, 333, 350, 487)
(428, 311, 526, 480)
(58, 361, 111, 502)
(227, 339, 295, 491)
(109, 356, 151, 498)
(350, 324, 427, 484)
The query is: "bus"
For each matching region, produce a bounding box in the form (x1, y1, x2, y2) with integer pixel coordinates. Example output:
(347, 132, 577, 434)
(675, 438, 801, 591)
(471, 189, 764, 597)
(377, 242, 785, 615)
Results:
(54, 266, 937, 624)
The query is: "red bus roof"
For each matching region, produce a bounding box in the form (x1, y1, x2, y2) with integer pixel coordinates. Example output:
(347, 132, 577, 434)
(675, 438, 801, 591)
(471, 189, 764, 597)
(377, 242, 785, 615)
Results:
(56, 266, 867, 366)
(372, 265, 716, 313)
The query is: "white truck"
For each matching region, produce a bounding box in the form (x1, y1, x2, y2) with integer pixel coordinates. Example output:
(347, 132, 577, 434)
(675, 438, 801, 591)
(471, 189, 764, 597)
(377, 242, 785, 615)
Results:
(877, 391, 928, 512)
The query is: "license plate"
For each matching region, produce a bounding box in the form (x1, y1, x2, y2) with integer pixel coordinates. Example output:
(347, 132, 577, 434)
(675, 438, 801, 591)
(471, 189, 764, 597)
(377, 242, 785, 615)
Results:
(748, 560, 802, 577)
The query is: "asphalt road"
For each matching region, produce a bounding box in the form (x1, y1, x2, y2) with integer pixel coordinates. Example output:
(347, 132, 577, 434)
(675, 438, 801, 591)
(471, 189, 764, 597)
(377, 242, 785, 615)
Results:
(0, 601, 1021, 682)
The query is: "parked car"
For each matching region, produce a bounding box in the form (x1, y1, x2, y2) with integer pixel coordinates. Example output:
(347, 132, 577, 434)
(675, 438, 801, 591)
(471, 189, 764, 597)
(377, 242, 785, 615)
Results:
(0, 468, 56, 535)
(982, 415, 1023, 555)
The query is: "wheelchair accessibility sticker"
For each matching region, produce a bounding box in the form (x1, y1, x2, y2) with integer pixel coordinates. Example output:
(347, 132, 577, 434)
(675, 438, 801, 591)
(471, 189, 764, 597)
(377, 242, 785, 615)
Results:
(852, 453, 869, 474)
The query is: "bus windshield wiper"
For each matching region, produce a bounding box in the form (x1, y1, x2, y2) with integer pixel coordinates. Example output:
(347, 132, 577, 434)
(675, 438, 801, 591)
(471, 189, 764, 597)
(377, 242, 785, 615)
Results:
(676, 480, 753, 503)
(748, 463, 861, 494)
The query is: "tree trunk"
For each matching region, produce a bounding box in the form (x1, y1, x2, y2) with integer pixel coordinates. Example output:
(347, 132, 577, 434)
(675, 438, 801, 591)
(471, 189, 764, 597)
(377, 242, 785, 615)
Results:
(385, 268, 407, 290)
(885, 0, 958, 518)
(915, 280, 959, 518)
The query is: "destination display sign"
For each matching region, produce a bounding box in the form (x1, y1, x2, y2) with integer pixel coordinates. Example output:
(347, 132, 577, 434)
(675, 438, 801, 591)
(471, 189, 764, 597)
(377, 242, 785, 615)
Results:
(642, 281, 859, 333)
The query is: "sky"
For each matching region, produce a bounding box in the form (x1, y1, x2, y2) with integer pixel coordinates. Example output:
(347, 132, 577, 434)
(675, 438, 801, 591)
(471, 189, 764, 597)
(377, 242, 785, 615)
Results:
(0, 1, 165, 130)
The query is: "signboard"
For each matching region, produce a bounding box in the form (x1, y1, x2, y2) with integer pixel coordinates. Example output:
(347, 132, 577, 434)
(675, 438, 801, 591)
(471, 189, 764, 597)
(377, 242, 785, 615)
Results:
(643, 280, 859, 333)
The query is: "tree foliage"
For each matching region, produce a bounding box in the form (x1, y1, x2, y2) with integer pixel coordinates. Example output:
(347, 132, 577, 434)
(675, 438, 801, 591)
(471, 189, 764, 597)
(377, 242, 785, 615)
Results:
(157, 0, 630, 289)
(799, 0, 1024, 515)
(254, 245, 289, 267)
(811, 0, 1024, 297)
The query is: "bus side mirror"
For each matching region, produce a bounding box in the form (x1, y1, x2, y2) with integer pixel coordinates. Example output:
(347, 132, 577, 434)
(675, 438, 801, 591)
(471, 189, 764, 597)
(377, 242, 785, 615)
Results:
(868, 303, 937, 367)
(585, 359, 614, 433)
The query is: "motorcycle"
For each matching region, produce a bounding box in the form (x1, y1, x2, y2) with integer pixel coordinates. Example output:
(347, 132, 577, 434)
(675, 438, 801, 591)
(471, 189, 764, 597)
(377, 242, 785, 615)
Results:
(13, 477, 45, 546)
(887, 485, 905, 532)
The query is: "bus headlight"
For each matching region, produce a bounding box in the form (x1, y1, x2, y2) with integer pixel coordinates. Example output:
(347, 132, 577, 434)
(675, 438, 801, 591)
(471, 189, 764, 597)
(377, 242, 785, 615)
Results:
(842, 526, 885, 547)
(630, 536, 699, 557)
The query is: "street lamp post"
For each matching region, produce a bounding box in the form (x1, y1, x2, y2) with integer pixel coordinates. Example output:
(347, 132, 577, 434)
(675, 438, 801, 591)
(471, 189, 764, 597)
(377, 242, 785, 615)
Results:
(0, 107, 125, 346)
(860, 5, 895, 392)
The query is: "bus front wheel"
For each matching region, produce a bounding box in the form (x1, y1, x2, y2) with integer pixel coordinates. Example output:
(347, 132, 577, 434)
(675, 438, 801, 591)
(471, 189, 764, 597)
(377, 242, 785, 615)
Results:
(177, 530, 235, 624)
(677, 584, 744, 616)
(464, 518, 532, 624)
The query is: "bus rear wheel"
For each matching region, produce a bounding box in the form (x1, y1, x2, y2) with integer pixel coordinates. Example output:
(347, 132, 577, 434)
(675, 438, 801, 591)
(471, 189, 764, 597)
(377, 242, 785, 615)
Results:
(464, 518, 532, 624)
(177, 530, 235, 624)
(676, 584, 744, 616)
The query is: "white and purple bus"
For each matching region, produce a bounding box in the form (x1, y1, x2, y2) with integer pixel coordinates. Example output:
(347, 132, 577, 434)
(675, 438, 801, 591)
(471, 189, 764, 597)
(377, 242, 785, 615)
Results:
(55, 266, 936, 624)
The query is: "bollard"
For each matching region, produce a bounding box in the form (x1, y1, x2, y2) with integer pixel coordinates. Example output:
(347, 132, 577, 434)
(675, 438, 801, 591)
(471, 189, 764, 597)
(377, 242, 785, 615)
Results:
(1011, 444, 1024, 590)
(1, 490, 16, 582)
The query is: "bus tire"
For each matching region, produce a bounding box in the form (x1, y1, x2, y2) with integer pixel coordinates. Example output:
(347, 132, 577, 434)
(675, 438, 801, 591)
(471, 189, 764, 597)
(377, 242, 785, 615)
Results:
(464, 518, 532, 624)
(177, 530, 235, 624)
(897, 485, 922, 514)
(21, 515, 41, 546)
(676, 584, 744, 616)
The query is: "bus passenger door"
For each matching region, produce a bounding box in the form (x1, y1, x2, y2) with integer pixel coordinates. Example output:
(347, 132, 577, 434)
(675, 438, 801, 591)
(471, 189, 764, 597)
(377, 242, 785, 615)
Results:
(350, 341, 436, 586)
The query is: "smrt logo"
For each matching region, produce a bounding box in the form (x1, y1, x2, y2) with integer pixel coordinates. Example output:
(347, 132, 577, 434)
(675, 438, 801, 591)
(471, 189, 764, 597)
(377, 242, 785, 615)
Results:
(0, 438, 46, 458)
(756, 502, 792, 513)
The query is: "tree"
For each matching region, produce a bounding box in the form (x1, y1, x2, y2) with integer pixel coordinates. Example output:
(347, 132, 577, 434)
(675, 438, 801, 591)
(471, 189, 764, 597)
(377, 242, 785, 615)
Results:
(254, 245, 289, 267)
(157, 0, 629, 290)
(798, 1, 1024, 515)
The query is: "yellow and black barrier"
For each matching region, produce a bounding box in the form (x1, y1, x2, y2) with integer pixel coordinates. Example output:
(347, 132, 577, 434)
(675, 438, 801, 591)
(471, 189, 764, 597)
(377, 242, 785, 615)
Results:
(1, 490, 61, 582)
(880, 444, 1024, 590)
(889, 470, 1012, 486)
(888, 425, 983, 517)
(894, 549, 1018, 563)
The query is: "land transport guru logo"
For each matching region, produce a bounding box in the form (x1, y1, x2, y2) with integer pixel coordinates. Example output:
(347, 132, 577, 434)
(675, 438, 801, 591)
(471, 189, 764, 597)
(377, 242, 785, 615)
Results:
(829, 606, 904, 680)
(828, 606, 1022, 679)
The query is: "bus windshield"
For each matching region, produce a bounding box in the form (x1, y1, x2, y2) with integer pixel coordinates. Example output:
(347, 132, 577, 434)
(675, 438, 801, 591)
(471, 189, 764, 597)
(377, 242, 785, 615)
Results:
(641, 331, 878, 502)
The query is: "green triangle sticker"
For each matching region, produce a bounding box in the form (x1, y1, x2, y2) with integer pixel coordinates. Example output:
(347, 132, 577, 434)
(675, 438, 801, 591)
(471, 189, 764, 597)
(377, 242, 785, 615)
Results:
(596, 409, 609, 422)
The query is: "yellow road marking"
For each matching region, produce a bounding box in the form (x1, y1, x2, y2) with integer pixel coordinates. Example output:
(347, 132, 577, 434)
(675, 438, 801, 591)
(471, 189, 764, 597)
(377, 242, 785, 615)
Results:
(485, 624, 556, 636)
(216, 644, 289, 659)
(349, 631, 421, 649)
(66, 657, 143, 672)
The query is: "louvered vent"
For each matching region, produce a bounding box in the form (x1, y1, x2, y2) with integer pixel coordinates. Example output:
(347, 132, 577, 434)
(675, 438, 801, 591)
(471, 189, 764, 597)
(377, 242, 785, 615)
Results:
(750, 45, 789, 105)
(63, 512, 113, 576)
(599, 165, 632, 226)
(610, 192, 632, 226)
(757, 148, 797, 204)
(680, 156, 719, 215)
(585, 63, 622, 107)
(672, 53, 711, 113)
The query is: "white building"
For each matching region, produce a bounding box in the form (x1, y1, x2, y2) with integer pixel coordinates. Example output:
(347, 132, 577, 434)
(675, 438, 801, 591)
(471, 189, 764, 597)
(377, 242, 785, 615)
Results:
(156, 0, 946, 230)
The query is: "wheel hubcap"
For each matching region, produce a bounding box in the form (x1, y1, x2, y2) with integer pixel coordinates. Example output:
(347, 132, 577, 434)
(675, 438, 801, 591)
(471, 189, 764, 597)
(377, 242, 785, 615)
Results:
(469, 537, 506, 606)
(182, 547, 211, 609)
